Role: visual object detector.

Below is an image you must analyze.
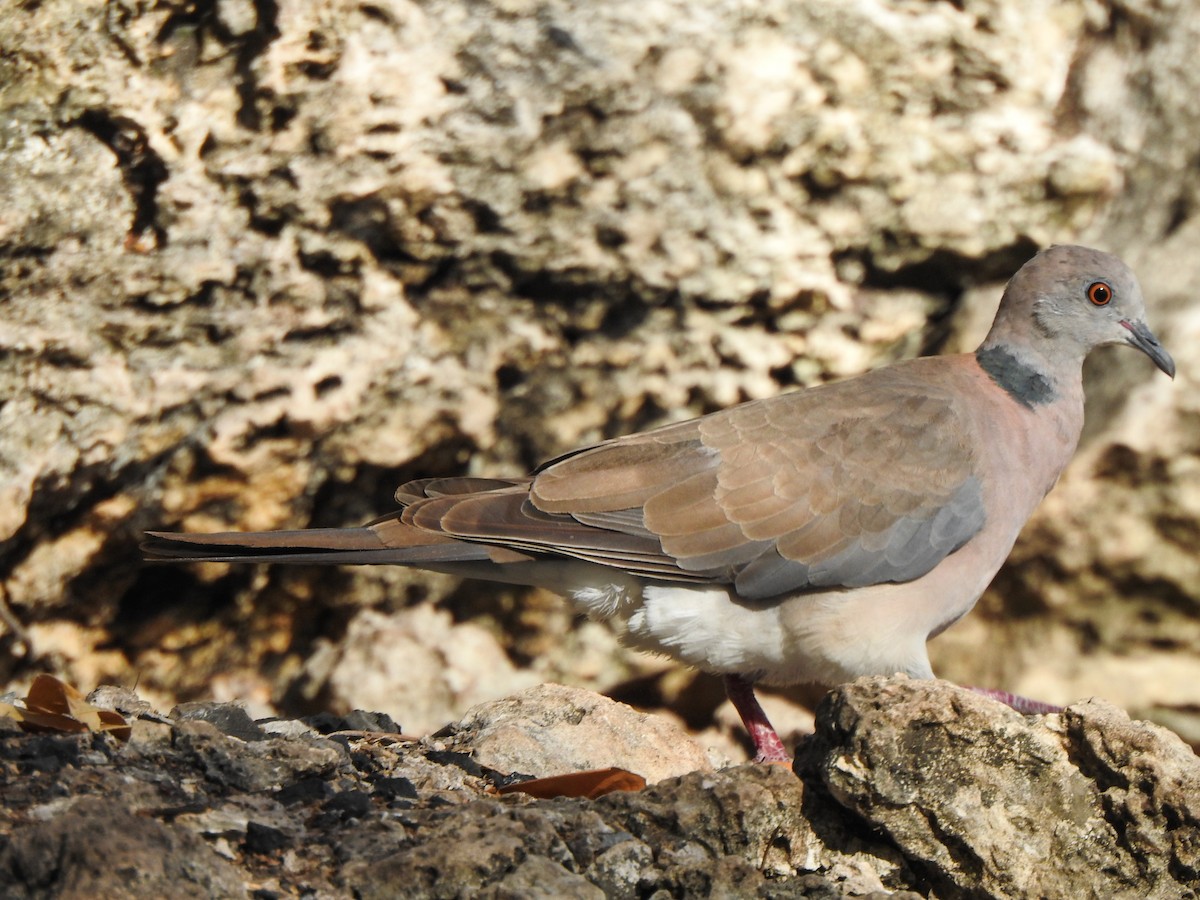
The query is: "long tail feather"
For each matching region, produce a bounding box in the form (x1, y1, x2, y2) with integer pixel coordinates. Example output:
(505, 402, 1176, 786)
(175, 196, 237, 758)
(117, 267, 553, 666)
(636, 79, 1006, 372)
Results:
(142, 528, 490, 566)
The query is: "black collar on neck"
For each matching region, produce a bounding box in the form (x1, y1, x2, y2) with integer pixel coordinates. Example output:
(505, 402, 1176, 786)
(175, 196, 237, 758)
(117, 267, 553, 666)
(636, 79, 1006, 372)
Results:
(976, 345, 1055, 408)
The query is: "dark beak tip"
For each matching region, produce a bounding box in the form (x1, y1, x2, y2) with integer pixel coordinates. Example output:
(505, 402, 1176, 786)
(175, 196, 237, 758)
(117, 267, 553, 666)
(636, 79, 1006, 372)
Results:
(1122, 319, 1176, 379)
(1150, 349, 1176, 381)
(1148, 337, 1176, 380)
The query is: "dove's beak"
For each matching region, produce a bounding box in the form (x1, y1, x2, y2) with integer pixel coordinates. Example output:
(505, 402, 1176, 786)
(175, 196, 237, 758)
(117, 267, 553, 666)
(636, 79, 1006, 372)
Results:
(1120, 319, 1176, 379)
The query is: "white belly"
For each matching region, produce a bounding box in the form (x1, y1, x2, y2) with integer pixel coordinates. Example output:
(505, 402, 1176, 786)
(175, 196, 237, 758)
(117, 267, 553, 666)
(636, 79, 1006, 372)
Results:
(437, 507, 1023, 687)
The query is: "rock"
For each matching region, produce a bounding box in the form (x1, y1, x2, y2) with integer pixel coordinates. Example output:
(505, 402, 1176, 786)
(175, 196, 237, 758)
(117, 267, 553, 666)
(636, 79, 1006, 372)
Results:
(86, 684, 156, 719)
(795, 676, 1200, 899)
(437, 682, 713, 783)
(310, 605, 542, 737)
(0, 678, 1196, 896)
(257, 717, 318, 739)
(339, 763, 824, 900)
(173, 720, 346, 793)
(0, 798, 245, 899)
(2, 0, 1199, 768)
(171, 700, 268, 742)
(477, 855, 607, 900)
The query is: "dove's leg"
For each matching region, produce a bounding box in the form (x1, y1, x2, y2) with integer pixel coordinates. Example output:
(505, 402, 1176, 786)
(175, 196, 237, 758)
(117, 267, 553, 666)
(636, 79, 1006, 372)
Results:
(967, 687, 1062, 715)
(724, 674, 791, 763)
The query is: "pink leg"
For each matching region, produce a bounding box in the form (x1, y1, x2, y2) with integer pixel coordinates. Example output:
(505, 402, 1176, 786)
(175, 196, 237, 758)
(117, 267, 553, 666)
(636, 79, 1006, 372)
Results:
(967, 686, 1062, 715)
(724, 675, 791, 763)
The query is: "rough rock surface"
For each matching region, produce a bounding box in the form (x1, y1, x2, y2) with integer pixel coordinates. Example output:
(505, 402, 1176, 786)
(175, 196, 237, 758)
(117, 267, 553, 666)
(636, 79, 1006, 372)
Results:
(439, 682, 719, 781)
(0, 677, 1196, 898)
(797, 678, 1200, 899)
(2, 0, 1198, 752)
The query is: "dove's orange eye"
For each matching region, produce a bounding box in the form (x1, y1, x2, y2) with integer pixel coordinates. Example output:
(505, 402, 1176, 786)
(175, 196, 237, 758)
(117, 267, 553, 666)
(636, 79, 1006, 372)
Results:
(1088, 282, 1112, 306)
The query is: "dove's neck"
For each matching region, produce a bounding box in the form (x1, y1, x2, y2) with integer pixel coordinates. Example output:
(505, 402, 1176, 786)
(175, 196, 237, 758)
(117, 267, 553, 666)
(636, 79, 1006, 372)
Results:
(975, 344, 1055, 408)
(976, 292, 1091, 409)
(974, 330, 1086, 410)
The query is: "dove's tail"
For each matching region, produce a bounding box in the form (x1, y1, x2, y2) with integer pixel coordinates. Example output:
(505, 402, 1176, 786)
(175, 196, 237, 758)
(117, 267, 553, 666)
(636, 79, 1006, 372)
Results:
(142, 527, 491, 567)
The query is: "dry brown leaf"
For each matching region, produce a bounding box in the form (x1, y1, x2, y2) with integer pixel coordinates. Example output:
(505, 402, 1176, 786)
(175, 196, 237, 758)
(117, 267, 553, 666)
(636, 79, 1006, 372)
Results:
(497, 767, 647, 800)
(25, 674, 79, 716)
(96, 709, 133, 742)
(0, 675, 131, 741)
(0, 701, 89, 734)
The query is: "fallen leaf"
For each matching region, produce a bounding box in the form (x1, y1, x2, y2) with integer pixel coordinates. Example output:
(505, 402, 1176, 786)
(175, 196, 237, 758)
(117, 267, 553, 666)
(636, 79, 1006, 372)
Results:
(0, 701, 88, 734)
(96, 709, 133, 742)
(497, 767, 646, 800)
(0, 676, 131, 741)
(26, 674, 79, 716)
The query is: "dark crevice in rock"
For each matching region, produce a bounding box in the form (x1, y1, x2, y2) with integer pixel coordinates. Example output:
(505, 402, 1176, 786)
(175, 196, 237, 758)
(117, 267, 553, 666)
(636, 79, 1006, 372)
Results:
(328, 196, 413, 263)
(306, 439, 477, 528)
(0, 442, 187, 599)
(72, 110, 168, 247)
(837, 237, 1041, 295)
(233, 0, 281, 131)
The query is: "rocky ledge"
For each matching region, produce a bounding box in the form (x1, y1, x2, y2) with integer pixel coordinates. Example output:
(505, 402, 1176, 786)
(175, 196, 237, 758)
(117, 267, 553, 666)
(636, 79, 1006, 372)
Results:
(0, 676, 1195, 898)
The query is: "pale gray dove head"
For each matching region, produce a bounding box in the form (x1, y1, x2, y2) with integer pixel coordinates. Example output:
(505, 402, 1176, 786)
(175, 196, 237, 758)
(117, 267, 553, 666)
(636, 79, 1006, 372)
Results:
(981, 244, 1175, 379)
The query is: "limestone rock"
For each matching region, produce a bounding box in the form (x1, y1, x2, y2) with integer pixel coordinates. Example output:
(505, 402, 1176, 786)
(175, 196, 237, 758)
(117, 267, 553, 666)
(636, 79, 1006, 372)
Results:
(2, 678, 1196, 897)
(305, 605, 542, 737)
(797, 677, 1200, 899)
(0, 799, 245, 900)
(438, 682, 714, 783)
(1, 0, 1198, 748)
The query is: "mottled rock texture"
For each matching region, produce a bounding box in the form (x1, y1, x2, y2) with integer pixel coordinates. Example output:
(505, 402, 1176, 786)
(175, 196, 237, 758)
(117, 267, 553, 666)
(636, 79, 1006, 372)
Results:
(439, 682, 718, 781)
(0, 678, 1195, 898)
(1, 0, 1198, 751)
(798, 678, 1200, 899)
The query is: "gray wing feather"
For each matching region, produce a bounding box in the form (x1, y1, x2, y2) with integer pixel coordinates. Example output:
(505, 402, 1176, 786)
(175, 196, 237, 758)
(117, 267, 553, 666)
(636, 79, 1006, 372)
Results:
(389, 358, 992, 601)
(733, 476, 985, 597)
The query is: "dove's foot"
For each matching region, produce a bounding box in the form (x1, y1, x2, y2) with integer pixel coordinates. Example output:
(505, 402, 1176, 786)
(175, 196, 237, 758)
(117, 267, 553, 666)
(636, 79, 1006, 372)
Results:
(724, 674, 792, 764)
(967, 686, 1062, 715)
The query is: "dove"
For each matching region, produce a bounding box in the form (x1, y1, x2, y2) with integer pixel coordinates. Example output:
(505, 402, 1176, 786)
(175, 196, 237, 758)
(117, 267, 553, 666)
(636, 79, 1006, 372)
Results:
(145, 245, 1175, 762)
